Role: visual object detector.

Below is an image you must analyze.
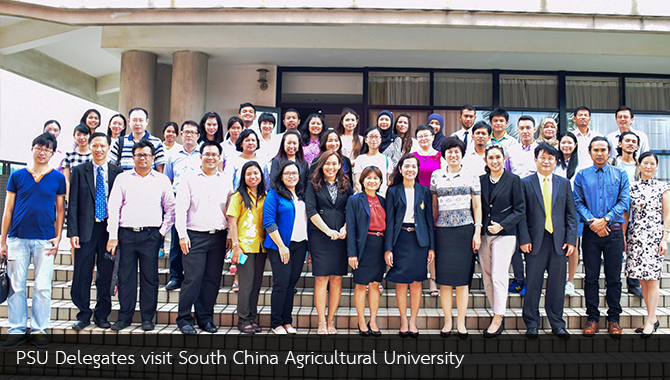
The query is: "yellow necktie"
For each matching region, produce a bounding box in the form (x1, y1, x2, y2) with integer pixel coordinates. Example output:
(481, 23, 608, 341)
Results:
(543, 177, 553, 233)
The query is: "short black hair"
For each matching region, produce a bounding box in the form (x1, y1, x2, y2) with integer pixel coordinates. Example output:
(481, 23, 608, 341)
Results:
(284, 108, 300, 119)
(44, 119, 61, 131)
(575, 106, 591, 116)
(239, 102, 256, 113)
(73, 124, 91, 136)
(534, 142, 561, 160)
(638, 151, 658, 165)
(128, 107, 149, 119)
(163, 121, 178, 134)
(235, 128, 260, 152)
(258, 112, 276, 125)
(89, 132, 111, 145)
(588, 136, 611, 152)
(414, 123, 434, 137)
(460, 104, 476, 115)
(32, 132, 57, 151)
(518, 115, 535, 126)
(181, 120, 199, 131)
(200, 139, 223, 155)
(489, 108, 509, 122)
(615, 106, 634, 119)
(131, 139, 155, 156)
(472, 120, 492, 135)
(441, 136, 466, 158)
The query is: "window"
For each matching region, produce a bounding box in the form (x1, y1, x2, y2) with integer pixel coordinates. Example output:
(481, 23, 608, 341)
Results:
(434, 73, 492, 107)
(500, 75, 558, 109)
(566, 76, 619, 110)
(281, 72, 363, 104)
(625, 78, 670, 112)
(368, 72, 430, 106)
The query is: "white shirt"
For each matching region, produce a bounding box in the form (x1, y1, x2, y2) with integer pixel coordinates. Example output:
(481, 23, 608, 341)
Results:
(290, 197, 308, 242)
(403, 187, 415, 224)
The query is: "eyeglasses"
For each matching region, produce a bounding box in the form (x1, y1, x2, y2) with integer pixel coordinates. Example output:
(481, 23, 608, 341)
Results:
(133, 154, 153, 159)
(416, 134, 433, 140)
(283, 172, 300, 177)
(33, 147, 54, 155)
(366, 136, 381, 141)
(182, 131, 198, 135)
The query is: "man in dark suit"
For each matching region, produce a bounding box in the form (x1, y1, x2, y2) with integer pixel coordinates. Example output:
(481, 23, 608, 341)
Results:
(519, 143, 577, 339)
(67, 132, 123, 330)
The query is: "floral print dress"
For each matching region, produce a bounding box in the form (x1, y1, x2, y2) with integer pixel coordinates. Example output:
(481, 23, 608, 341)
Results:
(625, 178, 670, 280)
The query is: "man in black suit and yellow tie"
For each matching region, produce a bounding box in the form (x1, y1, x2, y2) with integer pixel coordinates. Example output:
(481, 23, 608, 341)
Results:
(519, 143, 577, 339)
(67, 132, 123, 330)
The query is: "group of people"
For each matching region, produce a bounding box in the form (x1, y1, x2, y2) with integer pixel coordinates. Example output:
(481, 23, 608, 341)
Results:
(1, 101, 666, 348)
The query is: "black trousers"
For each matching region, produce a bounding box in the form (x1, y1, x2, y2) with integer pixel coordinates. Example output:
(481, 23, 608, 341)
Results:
(168, 226, 184, 283)
(176, 230, 226, 327)
(582, 228, 624, 323)
(268, 240, 307, 329)
(237, 251, 267, 325)
(522, 231, 566, 330)
(71, 221, 114, 322)
(117, 227, 162, 323)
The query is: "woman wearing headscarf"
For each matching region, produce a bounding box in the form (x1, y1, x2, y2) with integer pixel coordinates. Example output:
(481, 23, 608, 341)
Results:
(537, 118, 559, 148)
(428, 113, 446, 152)
(377, 110, 402, 169)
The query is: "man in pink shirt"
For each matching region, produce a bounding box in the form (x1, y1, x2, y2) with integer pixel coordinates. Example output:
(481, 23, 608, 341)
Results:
(106, 139, 175, 331)
(175, 140, 233, 334)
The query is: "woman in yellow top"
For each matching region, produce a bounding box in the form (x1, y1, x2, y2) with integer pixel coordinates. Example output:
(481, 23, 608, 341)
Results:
(227, 161, 267, 334)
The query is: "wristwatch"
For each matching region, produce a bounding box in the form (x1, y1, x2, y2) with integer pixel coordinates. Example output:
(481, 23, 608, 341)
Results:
(604, 216, 611, 224)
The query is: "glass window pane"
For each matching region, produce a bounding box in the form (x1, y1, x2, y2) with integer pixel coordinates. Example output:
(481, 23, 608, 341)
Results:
(433, 73, 492, 107)
(368, 72, 430, 106)
(625, 78, 670, 111)
(281, 72, 363, 104)
(566, 76, 620, 110)
(500, 75, 558, 109)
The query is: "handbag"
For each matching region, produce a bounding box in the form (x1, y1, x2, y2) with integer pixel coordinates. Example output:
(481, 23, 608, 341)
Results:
(0, 256, 10, 304)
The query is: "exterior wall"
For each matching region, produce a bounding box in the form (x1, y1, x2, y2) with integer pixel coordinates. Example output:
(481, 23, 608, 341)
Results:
(205, 64, 277, 122)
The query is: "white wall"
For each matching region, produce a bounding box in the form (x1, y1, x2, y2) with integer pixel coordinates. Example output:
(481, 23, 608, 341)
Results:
(205, 64, 277, 123)
(0, 69, 117, 164)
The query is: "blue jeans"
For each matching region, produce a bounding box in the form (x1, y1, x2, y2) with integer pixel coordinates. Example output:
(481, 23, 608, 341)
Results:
(6, 237, 54, 334)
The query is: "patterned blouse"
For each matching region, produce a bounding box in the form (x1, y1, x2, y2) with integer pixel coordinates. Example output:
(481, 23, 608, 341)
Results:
(63, 151, 92, 170)
(430, 168, 481, 227)
(303, 138, 321, 165)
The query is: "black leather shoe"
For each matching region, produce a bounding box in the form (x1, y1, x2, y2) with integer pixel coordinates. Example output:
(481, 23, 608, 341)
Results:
(552, 327, 570, 339)
(141, 320, 155, 331)
(111, 320, 131, 331)
(180, 325, 197, 335)
(358, 324, 370, 337)
(237, 322, 255, 334)
(201, 322, 218, 333)
(368, 322, 381, 337)
(641, 321, 660, 338)
(627, 286, 643, 297)
(399, 330, 409, 338)
(409, 330, 419, 339)
(483, 318, 505, 338)
(164, 279, 182, 291)
(457, 331, 469, 340)
(94, 318, 111, 329)
(72, 320, 90, 331)
(636, 320, 659, 333)
(525, 327, 539, 339)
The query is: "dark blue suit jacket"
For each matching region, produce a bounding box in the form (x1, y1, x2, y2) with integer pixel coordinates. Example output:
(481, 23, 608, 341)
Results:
(384, 183, 435, 252)
(346, 192, 386, 260)
(519, 173, 578, 255)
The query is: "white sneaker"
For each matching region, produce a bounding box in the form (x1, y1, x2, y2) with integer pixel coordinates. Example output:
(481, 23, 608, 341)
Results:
(284, 325, 297, 334)
(272, 326, 287, 335)
(565, 281, 575, 297)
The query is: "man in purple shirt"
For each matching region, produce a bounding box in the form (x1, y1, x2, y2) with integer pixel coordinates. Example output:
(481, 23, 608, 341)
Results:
(106, 139, 176, 331)
(175, 140, 233, 334)
(504, 115, 538, 295)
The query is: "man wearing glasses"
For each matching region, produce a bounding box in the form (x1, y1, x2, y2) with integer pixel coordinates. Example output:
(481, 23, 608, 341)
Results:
(1, 133, 66, 348)
(163, 121, 201, 291)
(109, 107, 166, 172)
(106, 140, 175, 331)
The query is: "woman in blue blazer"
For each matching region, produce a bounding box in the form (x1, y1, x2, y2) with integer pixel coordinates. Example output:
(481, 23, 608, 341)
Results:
(263, 161, 308, 335)
(384, 153, 435, 338)
(479, 144, 525, 338)
(346, 166, 387, 336)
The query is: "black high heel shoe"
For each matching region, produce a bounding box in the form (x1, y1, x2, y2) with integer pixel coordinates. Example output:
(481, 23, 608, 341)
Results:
(399, 330, 409, 338)
(457, 328, 469, 340)
(636, 320, 659, 333)
(368, 322, 381, 337)
(358, 323, 370, 337)
(483, 317, 505, 338)
(641, 320, 660, 338)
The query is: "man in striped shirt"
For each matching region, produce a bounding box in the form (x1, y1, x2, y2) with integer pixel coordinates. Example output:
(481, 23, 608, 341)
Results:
(109, 107, 166, 172)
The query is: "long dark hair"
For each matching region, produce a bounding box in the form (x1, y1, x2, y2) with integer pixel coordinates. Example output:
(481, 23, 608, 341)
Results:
(80, 108, 101, 128)
(335, 107, 361, 157)
(198, 111, 224, 143)
(318, 129, 344, 157)
(389, 153, 420, 187)
(272, 161, 304, 201)
(299, 113, 326, 146)
(274, 130, 306, 167)
(360, 126, 383, 155)
(311, 151, 349, 192)
(236, 161, 267, 209)
(106, 114, 126, 138)
(558, 132, 579, 180)
(393, 114, 413, 154)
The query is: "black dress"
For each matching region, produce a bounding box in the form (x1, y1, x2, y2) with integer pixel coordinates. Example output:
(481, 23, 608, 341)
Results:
(305, 180, 353, 276)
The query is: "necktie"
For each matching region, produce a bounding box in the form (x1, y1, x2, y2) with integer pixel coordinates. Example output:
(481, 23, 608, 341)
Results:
(543, 177, 553, 233)
(95, 166, 106, 221)
(463, 131, 469, 151)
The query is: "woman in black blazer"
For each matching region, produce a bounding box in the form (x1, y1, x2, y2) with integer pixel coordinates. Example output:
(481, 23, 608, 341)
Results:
(479, 144, 525, 338)
(305, 151, 354, 335)
(309, 129, 353, 186)
(346, 166, 387, 336)
(384, 153, 435, 338)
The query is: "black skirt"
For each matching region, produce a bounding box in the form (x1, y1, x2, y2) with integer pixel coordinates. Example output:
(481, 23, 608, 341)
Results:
(310, 229, 348, 276)
(385, 227, 428, 284)
(434, 225, 475, 287)
(352, 234, 385, 285)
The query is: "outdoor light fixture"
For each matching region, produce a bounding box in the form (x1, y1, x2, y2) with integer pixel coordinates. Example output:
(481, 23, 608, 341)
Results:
(257, 68, 269, 90)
